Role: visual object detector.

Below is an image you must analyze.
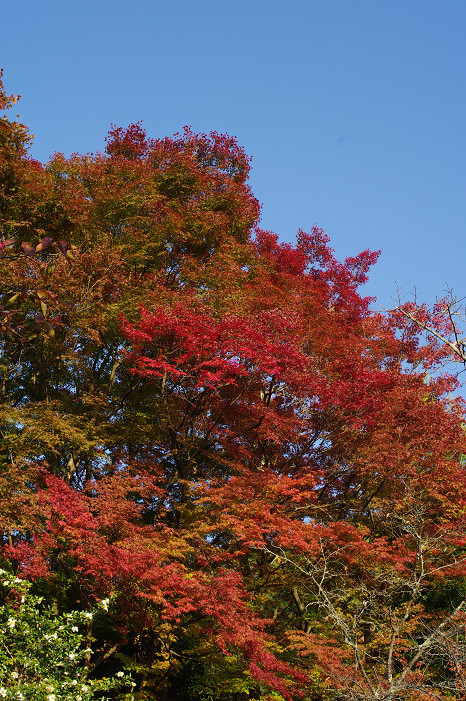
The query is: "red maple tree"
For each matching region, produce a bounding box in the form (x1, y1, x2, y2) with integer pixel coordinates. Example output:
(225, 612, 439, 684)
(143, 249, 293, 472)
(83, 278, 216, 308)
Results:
(1, 72, 466, 699)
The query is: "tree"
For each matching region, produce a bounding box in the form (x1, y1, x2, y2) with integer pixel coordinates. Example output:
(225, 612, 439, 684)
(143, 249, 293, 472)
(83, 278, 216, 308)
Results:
(1, 71, 466, 700)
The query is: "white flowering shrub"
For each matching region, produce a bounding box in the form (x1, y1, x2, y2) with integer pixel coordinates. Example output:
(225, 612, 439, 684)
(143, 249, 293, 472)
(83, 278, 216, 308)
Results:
(0, 571, 134, 701)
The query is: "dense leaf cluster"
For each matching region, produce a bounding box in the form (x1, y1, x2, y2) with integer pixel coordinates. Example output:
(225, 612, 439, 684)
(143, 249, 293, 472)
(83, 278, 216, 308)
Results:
(2, 72, 466, 700)
(0, 572, 133, 700)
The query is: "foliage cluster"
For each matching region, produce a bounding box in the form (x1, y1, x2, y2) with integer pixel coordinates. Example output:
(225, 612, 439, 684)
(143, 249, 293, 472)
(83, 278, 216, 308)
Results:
(2, 71, 466, 700)
(0, 571, 133, 700)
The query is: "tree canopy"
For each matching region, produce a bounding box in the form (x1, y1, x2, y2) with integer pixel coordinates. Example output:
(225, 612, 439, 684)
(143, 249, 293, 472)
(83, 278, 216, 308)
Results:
(1, 71, 466, 700)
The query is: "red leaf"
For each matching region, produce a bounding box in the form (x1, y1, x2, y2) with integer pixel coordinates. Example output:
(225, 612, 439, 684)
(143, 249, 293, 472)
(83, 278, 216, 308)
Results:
(21, 242, 36, 257)
(35, 236, 53, 252)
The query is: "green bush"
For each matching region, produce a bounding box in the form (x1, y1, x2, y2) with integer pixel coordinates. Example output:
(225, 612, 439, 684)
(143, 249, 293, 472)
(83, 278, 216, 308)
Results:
(0, 570, 133, 700)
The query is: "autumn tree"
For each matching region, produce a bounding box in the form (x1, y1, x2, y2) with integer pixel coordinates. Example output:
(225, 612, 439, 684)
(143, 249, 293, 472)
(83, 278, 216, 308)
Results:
(1, 71, 466, 700)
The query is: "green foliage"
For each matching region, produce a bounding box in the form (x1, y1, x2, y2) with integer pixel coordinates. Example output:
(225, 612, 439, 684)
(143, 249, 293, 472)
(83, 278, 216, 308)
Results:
(0, 572, 133, 700)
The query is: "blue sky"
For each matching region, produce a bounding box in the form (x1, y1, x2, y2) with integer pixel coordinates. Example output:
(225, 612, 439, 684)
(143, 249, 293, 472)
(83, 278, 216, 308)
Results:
(3, 1, 466, 311)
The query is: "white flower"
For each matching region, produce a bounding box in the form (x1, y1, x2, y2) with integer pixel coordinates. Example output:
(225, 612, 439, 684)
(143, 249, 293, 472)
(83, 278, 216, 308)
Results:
(71, 680, 78, 686)
(83, 611, 93, 619)
(17, 693, 24, 700)
(0, 688, 7, 698)
(7, 617, 16, 628)
(11, 670, 18, 679)
(68, 652, 76, 660)
(47, 695, 56, 701)
(101, 598, 110, 611)
(71, 626, 79, 632)
(116, 671, 124, 677)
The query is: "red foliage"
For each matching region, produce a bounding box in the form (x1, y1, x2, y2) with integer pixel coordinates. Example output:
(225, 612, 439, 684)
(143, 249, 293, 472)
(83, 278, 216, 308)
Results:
(1, 102, 466, 697)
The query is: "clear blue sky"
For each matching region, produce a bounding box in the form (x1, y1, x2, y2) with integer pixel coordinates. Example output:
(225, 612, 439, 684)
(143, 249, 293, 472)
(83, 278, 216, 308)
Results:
(3, 1, 466, 310)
